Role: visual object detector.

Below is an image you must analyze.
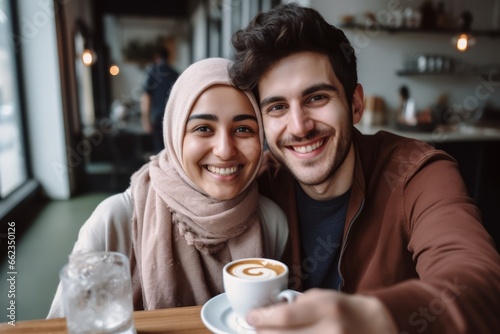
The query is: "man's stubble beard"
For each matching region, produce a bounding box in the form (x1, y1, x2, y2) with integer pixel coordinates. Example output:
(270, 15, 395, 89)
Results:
(268, 125, 353, 187)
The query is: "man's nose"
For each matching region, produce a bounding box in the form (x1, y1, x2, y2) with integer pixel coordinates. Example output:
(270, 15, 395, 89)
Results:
(213, 132, 237, 159)
(288, 103, 314, 137)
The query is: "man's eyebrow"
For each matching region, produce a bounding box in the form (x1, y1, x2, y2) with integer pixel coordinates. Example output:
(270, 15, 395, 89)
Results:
(260, 83, 338, 109)
(302, 83, 338, 96)
(260, 96, 285, 109)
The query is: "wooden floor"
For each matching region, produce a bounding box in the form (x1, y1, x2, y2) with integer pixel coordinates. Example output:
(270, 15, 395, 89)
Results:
(0, 192, 113, 321)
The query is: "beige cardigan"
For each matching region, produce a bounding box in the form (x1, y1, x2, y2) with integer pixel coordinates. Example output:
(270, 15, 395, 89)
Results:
(47, 189, 287, 318)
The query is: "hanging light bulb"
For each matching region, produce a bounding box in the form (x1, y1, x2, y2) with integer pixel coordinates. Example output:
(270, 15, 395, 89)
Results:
(109, 64, 120, 76)
(452, 33, 476, 52)
(82, 48, 97, 66)
(451, 10, 476, 52)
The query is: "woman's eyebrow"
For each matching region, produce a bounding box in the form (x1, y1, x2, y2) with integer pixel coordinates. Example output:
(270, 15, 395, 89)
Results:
(187, 114, 218, 122)
(187, 114, 257, 123)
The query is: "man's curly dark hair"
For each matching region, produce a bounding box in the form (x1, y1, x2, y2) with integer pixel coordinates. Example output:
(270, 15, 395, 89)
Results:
(229, 2, 358, 105)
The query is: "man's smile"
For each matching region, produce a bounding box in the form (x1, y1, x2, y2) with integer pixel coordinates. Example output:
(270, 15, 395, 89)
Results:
(289, 138, 325, 154)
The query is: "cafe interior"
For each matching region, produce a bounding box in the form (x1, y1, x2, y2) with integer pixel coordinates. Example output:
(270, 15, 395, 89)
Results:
(1, 0, 500, 323)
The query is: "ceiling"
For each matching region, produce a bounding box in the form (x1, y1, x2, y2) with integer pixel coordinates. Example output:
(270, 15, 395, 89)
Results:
(95, 0, 191, 18)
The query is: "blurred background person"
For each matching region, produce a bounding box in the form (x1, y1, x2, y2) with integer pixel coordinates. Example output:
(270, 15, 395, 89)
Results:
(141, 46, 179, 154)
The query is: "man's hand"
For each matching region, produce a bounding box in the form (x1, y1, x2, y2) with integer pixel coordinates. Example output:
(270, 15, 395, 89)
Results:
(246, 289, 397, 334)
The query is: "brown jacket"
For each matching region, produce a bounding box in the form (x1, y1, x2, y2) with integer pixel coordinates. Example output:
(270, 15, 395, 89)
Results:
(258, 129, 500, 333)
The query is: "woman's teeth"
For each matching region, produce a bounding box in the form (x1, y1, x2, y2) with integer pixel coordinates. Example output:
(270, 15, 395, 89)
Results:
(207, 165, 239, 176)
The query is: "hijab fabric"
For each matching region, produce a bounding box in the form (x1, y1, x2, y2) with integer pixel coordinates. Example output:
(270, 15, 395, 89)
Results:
(129, 58, 264, 309)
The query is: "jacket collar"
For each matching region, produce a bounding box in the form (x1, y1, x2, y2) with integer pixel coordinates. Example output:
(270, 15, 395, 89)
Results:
(343, 128, 367, 239)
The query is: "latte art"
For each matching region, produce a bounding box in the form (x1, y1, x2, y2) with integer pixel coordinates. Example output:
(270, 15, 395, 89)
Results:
(227, 259, 285, 280)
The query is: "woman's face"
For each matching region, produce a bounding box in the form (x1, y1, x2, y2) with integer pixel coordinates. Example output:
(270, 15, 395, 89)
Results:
(182, 85, 261, 200)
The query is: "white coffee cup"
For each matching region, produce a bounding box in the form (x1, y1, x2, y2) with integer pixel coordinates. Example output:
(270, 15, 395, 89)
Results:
(223, 258, 301, 329)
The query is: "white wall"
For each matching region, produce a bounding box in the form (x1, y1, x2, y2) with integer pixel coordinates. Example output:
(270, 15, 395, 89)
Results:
(221, 0, 274, 59)
(282, 0, 310, 6)
(310, 0, 500, 119)
(18, 0, 70, 199)
(192, 2, 208, 62)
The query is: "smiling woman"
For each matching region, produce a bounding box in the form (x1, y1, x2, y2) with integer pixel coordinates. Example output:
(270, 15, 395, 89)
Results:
(47, 57, 288, 318)
(183, 85, 261, 200)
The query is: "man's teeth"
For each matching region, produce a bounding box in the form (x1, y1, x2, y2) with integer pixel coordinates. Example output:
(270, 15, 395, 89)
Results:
(207, 166, 239, 176)
(292, 140, 324, 153)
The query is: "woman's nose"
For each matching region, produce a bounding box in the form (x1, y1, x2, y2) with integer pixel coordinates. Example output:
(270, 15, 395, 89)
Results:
(213, 132, 237, 159)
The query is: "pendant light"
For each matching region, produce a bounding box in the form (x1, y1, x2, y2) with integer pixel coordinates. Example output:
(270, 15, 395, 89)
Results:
(452, 10, 475, 52)
(82, 48, 97, 66)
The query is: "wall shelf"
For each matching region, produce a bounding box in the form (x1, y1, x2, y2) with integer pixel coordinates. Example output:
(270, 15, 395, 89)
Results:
(396, 70, 500, 78)
(397, 70, 483, 76)
(340, 23, 500, 77)
(340, 23, 500, 38)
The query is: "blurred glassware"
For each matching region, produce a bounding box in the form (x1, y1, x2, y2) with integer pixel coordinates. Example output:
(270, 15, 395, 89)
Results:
(60, 252, 136, 334)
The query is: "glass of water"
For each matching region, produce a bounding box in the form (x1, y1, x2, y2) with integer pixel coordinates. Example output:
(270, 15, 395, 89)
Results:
(60, 251, 136, 334)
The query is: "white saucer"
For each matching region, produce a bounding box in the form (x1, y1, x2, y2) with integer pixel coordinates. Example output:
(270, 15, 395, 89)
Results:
(201, 293, 256, 334)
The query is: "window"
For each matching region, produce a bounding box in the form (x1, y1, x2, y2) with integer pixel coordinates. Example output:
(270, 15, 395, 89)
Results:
(0, 0, 28, 199)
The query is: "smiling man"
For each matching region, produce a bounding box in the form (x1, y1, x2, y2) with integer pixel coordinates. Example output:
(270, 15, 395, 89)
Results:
(259, 51, 358, 199)
(230, 3, 500, 334)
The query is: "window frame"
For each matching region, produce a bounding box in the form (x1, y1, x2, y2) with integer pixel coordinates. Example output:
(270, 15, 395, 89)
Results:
(0, 0, 37, 220)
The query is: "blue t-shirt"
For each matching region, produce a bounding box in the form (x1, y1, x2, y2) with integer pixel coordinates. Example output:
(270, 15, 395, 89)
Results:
(142, 60, 179, 120)
(296, 182, 351, 290)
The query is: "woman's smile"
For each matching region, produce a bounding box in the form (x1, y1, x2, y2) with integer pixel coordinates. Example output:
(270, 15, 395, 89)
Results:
(182, 85, 261, 200)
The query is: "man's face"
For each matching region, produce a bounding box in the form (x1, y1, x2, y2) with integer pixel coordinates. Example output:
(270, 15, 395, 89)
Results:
(258, 51, 363, 190)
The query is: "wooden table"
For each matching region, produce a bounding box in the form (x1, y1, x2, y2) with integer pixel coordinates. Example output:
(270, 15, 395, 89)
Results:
(0, 305, 210, 333)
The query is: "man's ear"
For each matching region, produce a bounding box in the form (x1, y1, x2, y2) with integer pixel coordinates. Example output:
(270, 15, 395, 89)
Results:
(352, 84, 364, 125)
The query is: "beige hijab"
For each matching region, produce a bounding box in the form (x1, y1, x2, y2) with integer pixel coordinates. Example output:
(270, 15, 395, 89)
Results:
(129, 58, 264, 309)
